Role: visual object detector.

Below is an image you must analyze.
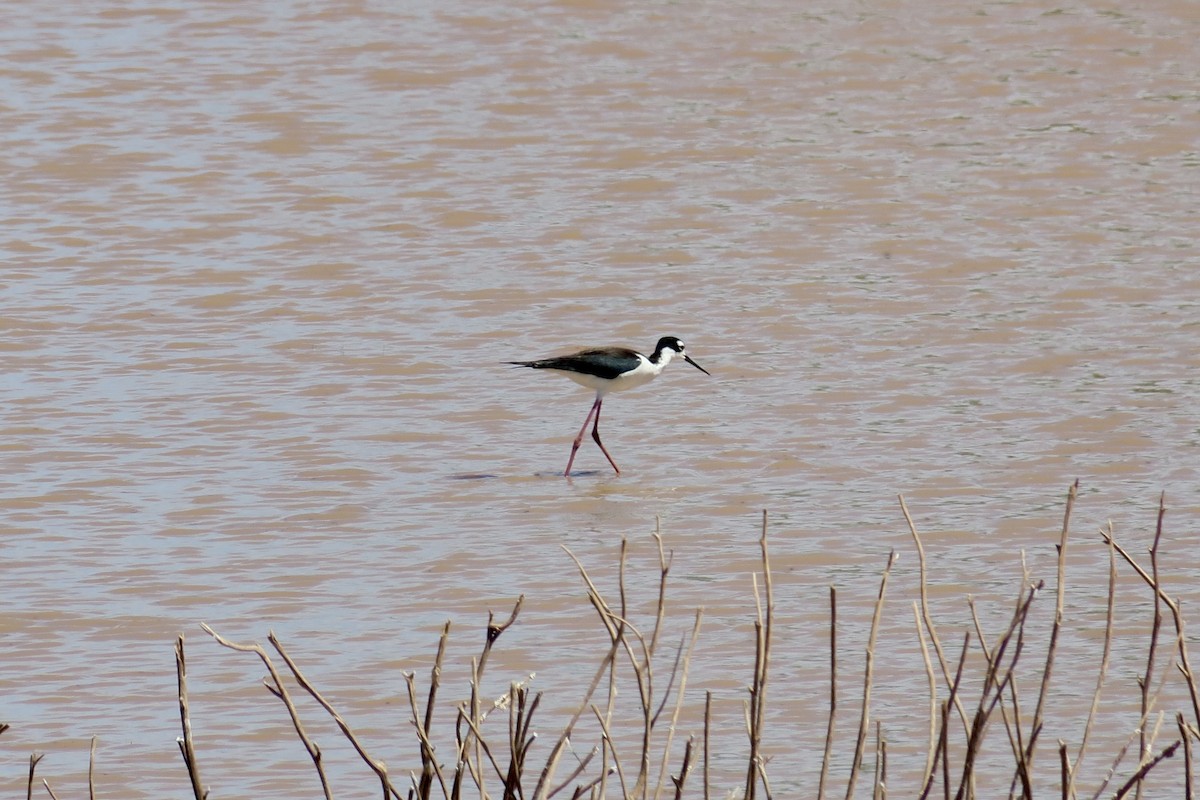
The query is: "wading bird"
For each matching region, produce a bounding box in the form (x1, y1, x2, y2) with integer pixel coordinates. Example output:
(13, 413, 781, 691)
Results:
(508, 336, 710, 477)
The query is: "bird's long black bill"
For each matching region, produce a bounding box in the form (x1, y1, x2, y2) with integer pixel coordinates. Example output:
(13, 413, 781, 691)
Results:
(684, 355, 711, 376)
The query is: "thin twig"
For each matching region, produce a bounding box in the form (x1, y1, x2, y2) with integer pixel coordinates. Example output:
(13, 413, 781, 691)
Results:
(546, 746, 597, 799)
(454, 699, 512, 789)
(559, 539, 636, 800)
(1088, 665, 1176, 800)
(671, 738, 697, 800)
(467, 597, 525, 800)
(954, 581, 1041, 800)
(919, 633, 971, 800)
(200, 625, 332, 800)
(651, 634, 686, 728)
(533, 648, 618, 800)
(1006, 679, 1030, 800)
(1179, 713, 1194, 800)
(506, 680, 540, 800)
(399, 672, 451, 798)
(746, 510, 775, 800)
(878, 719, 888, 800)
(563, 543, 621, 639)
(991, 579, 1034, 800)
(1068, 532, 1118, 797)
(1006, 558, 1035, 800)
(1025, 480, 1078, 780)
(567, 770, 612, 800)
(901, 496, 970, 735)
(704, 691, 712, 800)
(1100, 527, 1200, 731)
(1112, 740, 1181, 799)
(1060, 741, 1070, 800)
(417, 621, 450, 800)
(266, 632, 402, 800)
(652, 610, 704, 800)
(27, 753, 44, 800)
(818, 587, 838, 800)
(591, 705, 631, 800)
(532, 571, 625, 800)
(846, 550, 898, 800)
(649, 528, 672, 659)
(88, 736, 97, 800)
(881, 732, 888, 800)
(1138, 494, 1167, 800)
(913, 602, 939, 788)
(757, 756, 776, 800)
(175, 634, 207, 800)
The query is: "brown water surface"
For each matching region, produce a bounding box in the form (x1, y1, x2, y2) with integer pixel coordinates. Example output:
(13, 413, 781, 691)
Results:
(3, 0, 1199, 796)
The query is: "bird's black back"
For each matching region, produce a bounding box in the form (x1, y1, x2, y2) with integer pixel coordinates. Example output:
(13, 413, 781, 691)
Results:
(508, 347, 642, 380)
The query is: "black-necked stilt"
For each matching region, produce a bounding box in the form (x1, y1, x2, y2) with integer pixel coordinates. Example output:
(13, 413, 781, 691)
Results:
(508, 336, 711, 477)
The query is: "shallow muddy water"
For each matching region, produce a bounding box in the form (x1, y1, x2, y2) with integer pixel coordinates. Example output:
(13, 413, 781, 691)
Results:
(2, 0, 1199, 796)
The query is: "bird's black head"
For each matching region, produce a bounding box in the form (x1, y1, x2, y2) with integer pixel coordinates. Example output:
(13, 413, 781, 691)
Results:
(654, 336, 686, 356)
(652, 336, 711, 376)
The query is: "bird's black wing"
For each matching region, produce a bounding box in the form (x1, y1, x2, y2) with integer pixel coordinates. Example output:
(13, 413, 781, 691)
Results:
(508, 347, 640, 380)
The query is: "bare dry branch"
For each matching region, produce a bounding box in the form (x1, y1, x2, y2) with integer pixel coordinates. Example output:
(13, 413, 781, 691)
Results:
(1068, 532, 1118, 797)
(266, 632, 402, 800)
(847, 550, 898, 800)
(27, 753, 44, 800)
(671, 737, 697, 800)
(746, 510, 776, 800)
(900, 495, 970, 735)
(912, 602, 939, 788)
(174, 634, 207, 800)
(1112, 740, 1181, 799)
(1100, 526, 1200, 732)
(819, 587, 838, 800)
(199, 624, 332, 800)
(652, 609, 703, 800)
(919, 632, 971, 800)
(704, 691, 713, 800)
(1179, 713, 1194, 800)
(532, 629, 622, 800)
(1136, 494, 1168, 800)
(88, 736, 96, 800)
(1025, 480, 1078, 779)
(591, 704, 631, 800)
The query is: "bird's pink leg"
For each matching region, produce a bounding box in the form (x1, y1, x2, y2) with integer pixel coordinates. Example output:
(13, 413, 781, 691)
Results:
(591, 398, 621, 475)
(565, 395, 601, 477)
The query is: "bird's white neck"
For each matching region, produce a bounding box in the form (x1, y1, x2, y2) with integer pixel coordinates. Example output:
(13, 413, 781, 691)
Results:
(648, 348, 676, 368)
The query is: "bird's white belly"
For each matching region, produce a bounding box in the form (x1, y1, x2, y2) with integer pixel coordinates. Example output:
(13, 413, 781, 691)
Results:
(560, 364, 659, 394)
